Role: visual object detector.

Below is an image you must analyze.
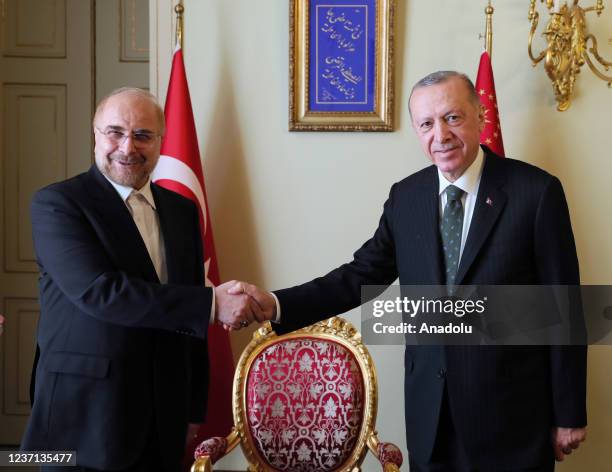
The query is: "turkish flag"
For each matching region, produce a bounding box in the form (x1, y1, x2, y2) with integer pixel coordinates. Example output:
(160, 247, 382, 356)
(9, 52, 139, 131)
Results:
(152, 47, 234, 467)
(475, 51, 505, 157)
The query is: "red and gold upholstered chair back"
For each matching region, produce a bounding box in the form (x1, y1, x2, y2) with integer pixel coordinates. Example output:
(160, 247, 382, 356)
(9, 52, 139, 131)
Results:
(192, 317, 403, 472)
(244, 335, 364, 470)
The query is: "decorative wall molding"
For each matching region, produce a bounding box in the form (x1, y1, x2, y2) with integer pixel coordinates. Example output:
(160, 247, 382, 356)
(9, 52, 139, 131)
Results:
(3, 83, 67, 273)
(120, 0, 149, 62)
(3, 0, 67, 58)
(3, 297, 39, 415)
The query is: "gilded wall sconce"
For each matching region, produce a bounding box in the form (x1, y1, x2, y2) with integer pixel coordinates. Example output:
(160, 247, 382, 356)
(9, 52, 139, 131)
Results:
(528, 0, 612, 111)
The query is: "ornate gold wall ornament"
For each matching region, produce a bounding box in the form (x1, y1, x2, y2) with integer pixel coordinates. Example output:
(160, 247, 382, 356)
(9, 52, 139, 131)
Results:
(528, 0, 611, 111)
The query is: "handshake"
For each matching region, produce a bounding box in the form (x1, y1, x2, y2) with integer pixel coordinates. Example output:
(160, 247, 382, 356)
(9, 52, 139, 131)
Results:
(213, 280, 277, 330)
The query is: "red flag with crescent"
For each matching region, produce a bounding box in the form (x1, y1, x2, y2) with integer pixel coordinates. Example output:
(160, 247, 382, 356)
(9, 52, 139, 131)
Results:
(152, 46, 234, 467)
(475, 51, 505, 157)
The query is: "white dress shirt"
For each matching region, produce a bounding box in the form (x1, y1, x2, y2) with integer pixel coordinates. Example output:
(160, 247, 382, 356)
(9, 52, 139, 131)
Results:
(105, 177, 168, 283)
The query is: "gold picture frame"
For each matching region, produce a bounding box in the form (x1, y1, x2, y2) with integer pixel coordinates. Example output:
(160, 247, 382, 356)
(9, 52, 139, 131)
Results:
(289, 0, 395, 131)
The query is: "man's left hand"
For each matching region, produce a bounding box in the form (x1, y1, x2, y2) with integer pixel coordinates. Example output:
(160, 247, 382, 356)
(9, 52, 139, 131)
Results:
(552, 427, 587, 461)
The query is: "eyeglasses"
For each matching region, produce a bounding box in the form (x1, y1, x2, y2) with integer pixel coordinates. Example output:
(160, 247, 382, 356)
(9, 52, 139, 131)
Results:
(95, 127, 161, 148)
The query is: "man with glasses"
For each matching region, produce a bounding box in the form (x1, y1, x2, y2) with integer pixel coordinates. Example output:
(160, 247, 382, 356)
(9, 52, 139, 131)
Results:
(22, 88, 259, 471)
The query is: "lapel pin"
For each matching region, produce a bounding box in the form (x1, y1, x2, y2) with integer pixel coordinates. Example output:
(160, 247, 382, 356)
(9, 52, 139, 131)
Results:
(486, 197, 493, 206)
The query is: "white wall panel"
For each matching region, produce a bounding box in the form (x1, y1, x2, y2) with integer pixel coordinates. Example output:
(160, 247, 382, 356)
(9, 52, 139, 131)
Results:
(121, 0, 149, 62)
(3, 298, 38, 416)
(3, 84, 67, 273)
(4, 0, 66, 58)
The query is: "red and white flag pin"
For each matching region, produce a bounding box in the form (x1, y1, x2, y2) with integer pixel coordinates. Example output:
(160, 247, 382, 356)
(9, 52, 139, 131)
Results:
(486, 197, 493, 206)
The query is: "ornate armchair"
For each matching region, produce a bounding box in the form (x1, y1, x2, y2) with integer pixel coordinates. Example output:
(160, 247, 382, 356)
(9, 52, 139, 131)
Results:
(191, 317, 403, 472)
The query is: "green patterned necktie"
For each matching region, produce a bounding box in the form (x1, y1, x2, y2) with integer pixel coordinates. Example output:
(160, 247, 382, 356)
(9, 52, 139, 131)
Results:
(440, 185, 465, 286)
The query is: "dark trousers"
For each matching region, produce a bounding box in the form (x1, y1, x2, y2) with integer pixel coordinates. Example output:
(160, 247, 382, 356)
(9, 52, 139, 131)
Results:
(409, 389, 555, 472)
(41, 426, 171, 472)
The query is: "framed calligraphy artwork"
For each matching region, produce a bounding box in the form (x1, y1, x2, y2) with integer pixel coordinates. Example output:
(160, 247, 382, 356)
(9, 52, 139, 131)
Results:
(290, 0, 395, 131)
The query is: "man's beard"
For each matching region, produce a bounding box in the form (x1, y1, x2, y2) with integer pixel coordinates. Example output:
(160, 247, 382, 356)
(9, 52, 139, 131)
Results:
(102, 152, 150, 188)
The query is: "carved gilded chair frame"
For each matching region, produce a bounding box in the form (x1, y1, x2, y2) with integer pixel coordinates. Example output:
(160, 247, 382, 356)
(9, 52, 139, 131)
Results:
(234, 317, 380, 472)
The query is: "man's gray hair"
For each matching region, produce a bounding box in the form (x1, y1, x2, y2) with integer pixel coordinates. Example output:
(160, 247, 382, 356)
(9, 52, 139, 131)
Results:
(93, 87, 165, 135)
(408, 71, 480, 117)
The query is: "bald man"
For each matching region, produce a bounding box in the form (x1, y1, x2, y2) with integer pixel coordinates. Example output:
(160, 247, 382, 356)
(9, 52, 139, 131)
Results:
(22, 88, 259, 471)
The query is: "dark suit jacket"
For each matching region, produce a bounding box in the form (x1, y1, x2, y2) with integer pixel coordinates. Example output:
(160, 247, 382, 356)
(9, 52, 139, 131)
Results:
(22, 165, 212, 471)
(275, 148, 587, 469)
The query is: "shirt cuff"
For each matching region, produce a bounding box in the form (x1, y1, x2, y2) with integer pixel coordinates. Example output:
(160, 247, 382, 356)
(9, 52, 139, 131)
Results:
(270, 292, 281, 323)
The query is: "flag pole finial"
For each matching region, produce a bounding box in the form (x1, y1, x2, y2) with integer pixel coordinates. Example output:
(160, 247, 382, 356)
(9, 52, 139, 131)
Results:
(484, 1, 494, 58)
(174, 1, 184, 50)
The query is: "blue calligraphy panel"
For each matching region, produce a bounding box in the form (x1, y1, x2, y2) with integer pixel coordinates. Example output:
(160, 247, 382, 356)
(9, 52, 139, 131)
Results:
(309, 0, 376, 112)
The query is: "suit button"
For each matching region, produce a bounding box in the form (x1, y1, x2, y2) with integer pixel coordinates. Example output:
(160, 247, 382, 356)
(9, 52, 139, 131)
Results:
(437, 368, 446, 379)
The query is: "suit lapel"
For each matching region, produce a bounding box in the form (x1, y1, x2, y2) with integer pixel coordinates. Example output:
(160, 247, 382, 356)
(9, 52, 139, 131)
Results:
(85, 166, 159, 282)
(410, 167, 445, 284)
(151, 184, 180, 284)
(455, 151, 507, 285)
